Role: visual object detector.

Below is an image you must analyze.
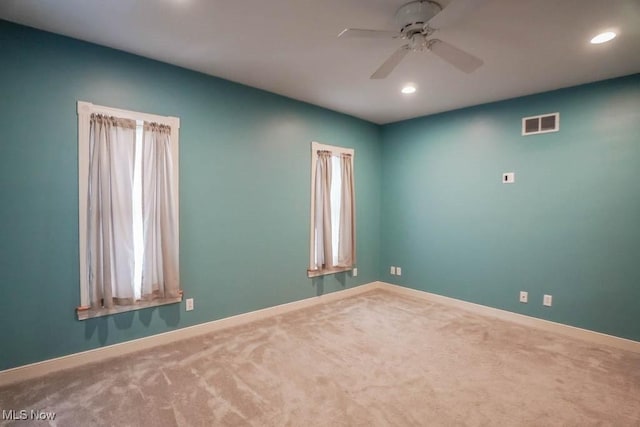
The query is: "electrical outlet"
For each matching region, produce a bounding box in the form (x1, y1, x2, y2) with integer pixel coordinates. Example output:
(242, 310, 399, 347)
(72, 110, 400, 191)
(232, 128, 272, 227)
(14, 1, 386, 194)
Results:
(352, 268, 358, 277)
(543, 294, 552, 307)
(396, 267, 402, 276)
(390, 266, 396, 275)
(186, 298, 194, 311)
(519, 291, 528, 303)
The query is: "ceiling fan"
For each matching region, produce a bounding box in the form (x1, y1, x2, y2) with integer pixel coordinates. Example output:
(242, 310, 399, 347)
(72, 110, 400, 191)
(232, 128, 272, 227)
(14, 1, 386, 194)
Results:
(338, 0, 485, 79)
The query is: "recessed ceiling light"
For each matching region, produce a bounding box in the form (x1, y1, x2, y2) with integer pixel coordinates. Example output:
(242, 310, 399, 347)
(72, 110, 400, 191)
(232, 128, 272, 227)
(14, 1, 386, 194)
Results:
(401, 85, 417, 94)
(590, 31, 616, 44)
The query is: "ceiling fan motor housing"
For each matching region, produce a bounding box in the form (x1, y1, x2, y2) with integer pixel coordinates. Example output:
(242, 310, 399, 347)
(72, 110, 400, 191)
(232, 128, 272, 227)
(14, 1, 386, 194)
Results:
(396, 1, 442, 36)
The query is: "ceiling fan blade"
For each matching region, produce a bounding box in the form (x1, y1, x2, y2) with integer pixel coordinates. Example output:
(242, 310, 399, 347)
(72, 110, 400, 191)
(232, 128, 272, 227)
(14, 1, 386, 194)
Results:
(428, 39, 483, 73)
(371, 45, 411, 79)
(338, 28, 401, 39)
(428, 0, 489, 29)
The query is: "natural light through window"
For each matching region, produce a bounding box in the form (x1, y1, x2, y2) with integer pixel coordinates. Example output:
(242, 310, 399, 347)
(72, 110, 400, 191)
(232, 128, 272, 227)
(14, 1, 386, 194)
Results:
(330, 155, 342, 266)
(308, 141, 356, 277)
(77, 101, 181, 320)
(132, 121, 144, 300)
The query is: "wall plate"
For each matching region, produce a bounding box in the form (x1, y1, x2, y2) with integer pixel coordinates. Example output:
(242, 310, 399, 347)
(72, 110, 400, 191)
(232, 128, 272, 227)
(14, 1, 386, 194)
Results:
(503, 172, 515, 184)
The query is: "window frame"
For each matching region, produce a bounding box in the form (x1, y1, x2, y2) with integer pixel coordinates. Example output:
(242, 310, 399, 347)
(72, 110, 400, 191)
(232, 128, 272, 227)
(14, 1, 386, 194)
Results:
(307, 141, 355, 278)
(76, 101, 181, 320)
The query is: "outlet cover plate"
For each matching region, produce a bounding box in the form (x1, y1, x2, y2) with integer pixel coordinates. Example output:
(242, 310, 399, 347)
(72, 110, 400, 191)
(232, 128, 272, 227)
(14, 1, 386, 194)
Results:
(186, 298, 194, 311)
(519, 291, 528, 303)
(543, 294, 552, 307)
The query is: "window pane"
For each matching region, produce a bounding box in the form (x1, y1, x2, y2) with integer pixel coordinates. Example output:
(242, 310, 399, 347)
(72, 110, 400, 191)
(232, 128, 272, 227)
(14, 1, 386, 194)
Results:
(330, 155, 342, 266)
(132, 121, 144, 300)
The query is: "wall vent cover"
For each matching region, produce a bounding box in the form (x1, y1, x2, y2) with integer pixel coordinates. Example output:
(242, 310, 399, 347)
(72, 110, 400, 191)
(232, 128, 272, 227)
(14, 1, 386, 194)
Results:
(522, 112, 559, 136)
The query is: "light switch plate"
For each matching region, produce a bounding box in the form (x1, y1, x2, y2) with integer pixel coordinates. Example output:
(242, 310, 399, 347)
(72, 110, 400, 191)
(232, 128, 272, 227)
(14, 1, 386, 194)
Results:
(503, 172, 515, 184)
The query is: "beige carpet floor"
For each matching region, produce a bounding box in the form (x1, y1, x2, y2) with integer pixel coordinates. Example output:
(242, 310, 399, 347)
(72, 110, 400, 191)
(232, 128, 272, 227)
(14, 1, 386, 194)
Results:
(1, 289, 639, 426)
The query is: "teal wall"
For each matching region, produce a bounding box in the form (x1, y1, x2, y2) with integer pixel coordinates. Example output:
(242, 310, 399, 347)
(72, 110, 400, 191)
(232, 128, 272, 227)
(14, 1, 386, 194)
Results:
(0, 21, 382, 370)
(380, 74, 640, 341)
(1, 19, 639, 371)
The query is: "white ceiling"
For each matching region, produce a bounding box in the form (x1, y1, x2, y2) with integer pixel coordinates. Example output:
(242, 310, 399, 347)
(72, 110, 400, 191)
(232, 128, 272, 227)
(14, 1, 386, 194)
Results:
(1, 0, 639, 124)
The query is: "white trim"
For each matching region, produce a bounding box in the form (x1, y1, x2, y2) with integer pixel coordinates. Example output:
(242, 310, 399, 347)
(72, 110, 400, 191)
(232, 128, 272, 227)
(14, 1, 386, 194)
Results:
(77, 104, 90, 307)
(521, 112, 560, 135)
(77, 101, 180, 129)
(0, 283, 380, 387)
(4, 281, 638, 387)
(76, 101, 180, 310)
(307, 266, 353, 278)
(77, 296, 183, 321)
(376, 282, 640, 354)
(308, 141, 355, 273)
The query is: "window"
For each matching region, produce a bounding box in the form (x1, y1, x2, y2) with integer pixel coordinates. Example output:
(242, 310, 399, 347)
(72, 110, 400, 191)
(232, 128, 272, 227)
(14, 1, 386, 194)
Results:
(308, 142, 356, 277)
(76, 101, 181, 320)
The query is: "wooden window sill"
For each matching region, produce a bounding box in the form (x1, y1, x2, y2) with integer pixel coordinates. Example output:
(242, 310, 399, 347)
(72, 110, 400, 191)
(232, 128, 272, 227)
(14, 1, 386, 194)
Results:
(76, 295, 183, 320)
(307, 267, 354, 278)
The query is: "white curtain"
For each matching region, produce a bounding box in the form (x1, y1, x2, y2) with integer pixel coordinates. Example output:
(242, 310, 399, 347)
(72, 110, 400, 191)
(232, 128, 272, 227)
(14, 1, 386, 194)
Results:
(337, 153, 355, 267)
(141, 122, 180, 299)
(87, 114, 136, 307)
(312, 150, 334, 270)
(310, 149, 356, 272)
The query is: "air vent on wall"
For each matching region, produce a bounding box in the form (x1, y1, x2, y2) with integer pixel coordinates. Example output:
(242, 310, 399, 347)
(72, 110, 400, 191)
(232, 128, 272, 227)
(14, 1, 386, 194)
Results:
(522, 112, 559, 136)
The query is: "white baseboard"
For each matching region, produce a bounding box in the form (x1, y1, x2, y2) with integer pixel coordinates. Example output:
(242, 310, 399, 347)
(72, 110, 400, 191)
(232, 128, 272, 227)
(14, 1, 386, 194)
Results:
(377, 282, 640, 354)
(3, 281, 638, 387)
(0, 282, 380, 387)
